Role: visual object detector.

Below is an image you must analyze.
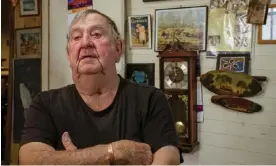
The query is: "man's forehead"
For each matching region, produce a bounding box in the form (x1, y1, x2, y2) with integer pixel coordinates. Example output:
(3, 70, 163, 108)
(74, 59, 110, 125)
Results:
(71, 13, 109, 28)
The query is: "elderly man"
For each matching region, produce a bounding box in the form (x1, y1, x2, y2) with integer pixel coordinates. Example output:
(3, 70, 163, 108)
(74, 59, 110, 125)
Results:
(19, 9, 182, 165)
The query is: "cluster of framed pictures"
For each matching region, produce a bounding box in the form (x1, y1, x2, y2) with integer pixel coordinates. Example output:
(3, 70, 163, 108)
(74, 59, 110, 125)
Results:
(128, 6, 208, 52)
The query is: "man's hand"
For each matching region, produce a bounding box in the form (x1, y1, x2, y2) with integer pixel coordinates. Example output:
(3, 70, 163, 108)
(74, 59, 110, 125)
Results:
(111, 140, 153, 165)
(62, 132, 153, 165)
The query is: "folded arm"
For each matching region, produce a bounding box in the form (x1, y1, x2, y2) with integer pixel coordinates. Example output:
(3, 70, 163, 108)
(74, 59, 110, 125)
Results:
(143, 90, 183, 165)
(152, 145, 180, 165)
(19, 142, 111, 165)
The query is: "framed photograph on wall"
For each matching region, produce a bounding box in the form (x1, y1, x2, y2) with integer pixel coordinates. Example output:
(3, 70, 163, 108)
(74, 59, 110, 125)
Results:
(128, 15, 152, 49)
(247, 0, 271, 25)
(126, 63, 155, 86)
(15, 27, 41, 59)
(216, 53, 250, 74)
(154, 6, 208, 52)
(20, 0, 39, 16)
(257, 4, 276, 44)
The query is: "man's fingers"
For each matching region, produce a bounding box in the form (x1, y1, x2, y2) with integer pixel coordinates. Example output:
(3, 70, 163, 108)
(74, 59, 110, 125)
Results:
(62, 132, 77, 151)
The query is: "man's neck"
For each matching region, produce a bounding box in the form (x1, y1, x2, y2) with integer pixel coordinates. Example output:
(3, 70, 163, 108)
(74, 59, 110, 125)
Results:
(73, 72, 120, 97)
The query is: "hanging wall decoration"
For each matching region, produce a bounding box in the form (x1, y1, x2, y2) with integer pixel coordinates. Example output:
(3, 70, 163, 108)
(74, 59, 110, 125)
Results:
(15, 27, 41, 59)
(211, 95, 262, 113)
(207, 0, 253, 57)
(126, 63, 155, 86)
(216, 53, 250, 74)
(128, 15, 152, 49)
(154, 6, 208, 52)
(246, 0, 271, 25)
(200, 70, 262, 97)
(13, 58, 41, 142)
(19, 0, 39, 16)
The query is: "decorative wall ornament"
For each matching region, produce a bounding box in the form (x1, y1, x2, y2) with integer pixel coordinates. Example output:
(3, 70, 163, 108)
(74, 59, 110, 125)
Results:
(200, 70, 262, 97)
(126, 63, 155, 86)
(211, 95, 262, 113)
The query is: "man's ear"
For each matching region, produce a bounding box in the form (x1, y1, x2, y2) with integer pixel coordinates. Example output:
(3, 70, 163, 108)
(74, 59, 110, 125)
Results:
(115, 39, 125, 57)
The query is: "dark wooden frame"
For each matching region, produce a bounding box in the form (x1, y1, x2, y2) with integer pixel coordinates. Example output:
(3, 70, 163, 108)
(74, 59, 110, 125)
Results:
(4, 2, 15, 165)
(154, 6, 208, 52)
(216, 53, 250, 74)
(257, 4, 276, 44)
(157, 50, 199, 152)
(19, 0, 40, 17)
(126, 63, 155, 86)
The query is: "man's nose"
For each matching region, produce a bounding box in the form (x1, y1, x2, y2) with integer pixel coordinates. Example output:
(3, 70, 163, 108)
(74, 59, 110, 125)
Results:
(81, 34, 93, 47)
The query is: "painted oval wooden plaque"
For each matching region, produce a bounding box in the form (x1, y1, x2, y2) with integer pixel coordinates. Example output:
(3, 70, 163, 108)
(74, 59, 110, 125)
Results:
(200, 70, 262, 97)
(211, 95, 262, 113)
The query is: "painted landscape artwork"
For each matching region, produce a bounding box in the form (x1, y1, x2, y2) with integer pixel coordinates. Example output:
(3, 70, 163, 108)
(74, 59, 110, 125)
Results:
(155, 6, 207, 51)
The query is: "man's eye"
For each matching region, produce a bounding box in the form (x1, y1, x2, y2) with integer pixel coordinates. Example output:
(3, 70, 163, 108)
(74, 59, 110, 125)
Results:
(73, 36, 81, 40)
(92, 33, 101, 38)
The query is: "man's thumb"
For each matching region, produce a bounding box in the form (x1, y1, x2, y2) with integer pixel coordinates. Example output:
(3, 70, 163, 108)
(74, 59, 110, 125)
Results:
(62, 132, 77, 151)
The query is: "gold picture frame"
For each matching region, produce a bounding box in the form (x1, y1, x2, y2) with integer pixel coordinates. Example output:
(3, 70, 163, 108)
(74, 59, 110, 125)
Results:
(257, 4, 276, 44)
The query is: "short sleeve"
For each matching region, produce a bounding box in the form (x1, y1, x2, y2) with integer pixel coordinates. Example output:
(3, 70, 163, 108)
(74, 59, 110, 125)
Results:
(20, 92, 56, 148)
(143, 89, 183, 162)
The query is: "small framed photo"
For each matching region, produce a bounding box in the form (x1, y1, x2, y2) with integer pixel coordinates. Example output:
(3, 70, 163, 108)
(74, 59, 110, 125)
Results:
(126, 63, 155, 86)
(128, 15, 152, 49)
(216, 53, 250, 74)
(247, 0, 271, 25)
(20, 0, 39, 16)
(15, 27, 41, 59)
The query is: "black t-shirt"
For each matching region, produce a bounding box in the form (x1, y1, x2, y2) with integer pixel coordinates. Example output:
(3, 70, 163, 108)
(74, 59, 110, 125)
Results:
(21, 75, 183, 163)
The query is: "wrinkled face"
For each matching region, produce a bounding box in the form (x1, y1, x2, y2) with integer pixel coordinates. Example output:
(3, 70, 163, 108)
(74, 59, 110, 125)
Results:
(67, 13, 122, 75)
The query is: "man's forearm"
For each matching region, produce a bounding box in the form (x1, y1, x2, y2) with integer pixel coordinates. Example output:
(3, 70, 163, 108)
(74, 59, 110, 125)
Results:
(19, 144, 111, 165)
(151, 146, 180, 165)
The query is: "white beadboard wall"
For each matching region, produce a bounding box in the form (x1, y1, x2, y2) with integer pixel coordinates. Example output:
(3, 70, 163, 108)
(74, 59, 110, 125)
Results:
(126, 0, 276, 164)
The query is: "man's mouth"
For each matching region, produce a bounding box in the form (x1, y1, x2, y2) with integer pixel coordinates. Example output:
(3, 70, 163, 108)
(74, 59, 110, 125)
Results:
(80, 55, 97, 60)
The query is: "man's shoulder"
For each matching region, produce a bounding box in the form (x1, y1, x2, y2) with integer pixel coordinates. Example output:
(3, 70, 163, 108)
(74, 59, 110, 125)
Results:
(36, 84, 75, 103)
(121, 78, 164, 99)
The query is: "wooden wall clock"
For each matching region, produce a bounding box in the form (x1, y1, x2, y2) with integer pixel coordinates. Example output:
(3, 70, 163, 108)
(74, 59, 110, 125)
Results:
(157, 50, 199, 152)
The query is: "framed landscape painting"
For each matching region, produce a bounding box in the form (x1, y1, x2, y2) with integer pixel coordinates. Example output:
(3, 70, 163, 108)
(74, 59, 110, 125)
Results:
(15, 27, 41, 59)
(154, 6, 208, 51)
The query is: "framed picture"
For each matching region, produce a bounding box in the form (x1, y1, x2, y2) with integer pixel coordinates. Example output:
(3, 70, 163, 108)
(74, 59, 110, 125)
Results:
(257, 4, 276, 44)
(12, 58, 41, 142)
(154, 6, 208, 52)
(247, 0, 271, 25)
(15, 27, 41, 59)
(216, 54, 250, 74)
(20, 0, 39, 16)
(126, 63, 155, 86)
(128, 15, 152, 49)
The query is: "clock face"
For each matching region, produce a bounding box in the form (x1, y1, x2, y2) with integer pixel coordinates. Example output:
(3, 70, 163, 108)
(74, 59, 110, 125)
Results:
(164, 61, 188, 90)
